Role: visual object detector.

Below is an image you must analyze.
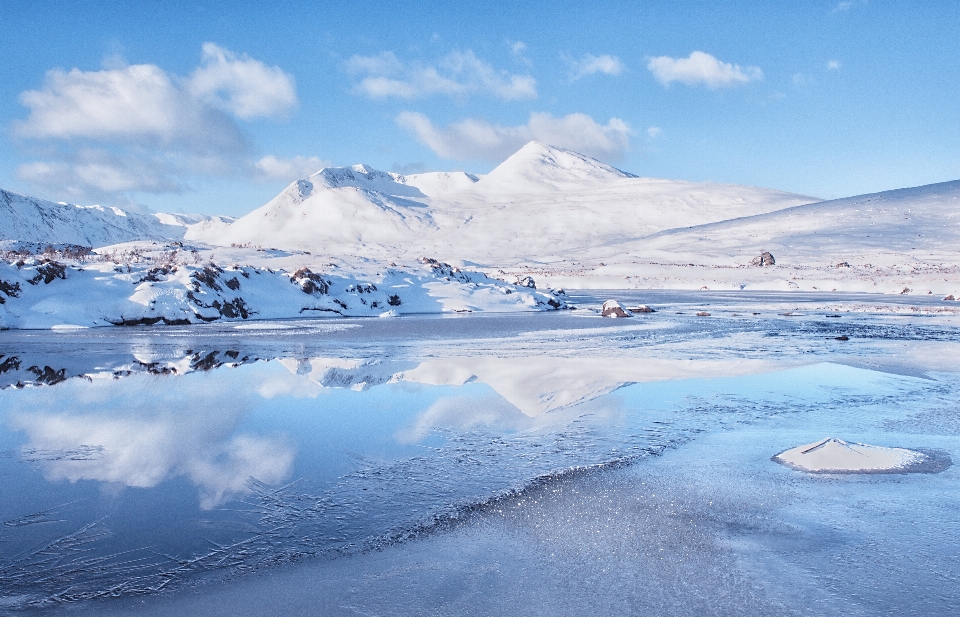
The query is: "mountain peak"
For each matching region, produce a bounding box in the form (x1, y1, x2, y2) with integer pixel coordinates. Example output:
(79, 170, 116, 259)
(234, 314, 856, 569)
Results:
(477, 141, 636, 193)
(278, 164, 426, 200)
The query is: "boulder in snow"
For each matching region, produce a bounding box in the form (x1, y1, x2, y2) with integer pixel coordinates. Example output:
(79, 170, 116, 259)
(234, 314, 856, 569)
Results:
(601, 300, 630, 318)
(749, 251, 776, 266)
(629, 305, 655, 313)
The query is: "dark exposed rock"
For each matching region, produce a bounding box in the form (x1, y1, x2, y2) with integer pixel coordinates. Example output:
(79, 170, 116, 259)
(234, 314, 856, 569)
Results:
(224, 277, 241, 291)
(27, 260, 67, 285)
(191, 265, 223, 292)
(0, 279, 22, 298)
(516, 276, 536, 289)
(213, 297, 250, 319)
(139, 265, 175, 283)
(629, 305, 655, 313)
(387, 294, 402, 306)
(696, 312, 711, 317)
(749, 252, 776, 267)
(601, 300, 630, 318)
(28, 366, 67, 386)
(291, 268, 329, 295)
(836, 262, 851, 268)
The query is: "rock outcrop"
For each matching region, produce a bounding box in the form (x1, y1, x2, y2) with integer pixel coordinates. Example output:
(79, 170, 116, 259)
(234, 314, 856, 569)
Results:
(601, 300, 630, 318)
(750, 251, 776, 266)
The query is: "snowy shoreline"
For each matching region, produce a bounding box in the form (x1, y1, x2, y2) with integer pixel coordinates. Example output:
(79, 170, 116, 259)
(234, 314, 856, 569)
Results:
(0, 255, 567, 330)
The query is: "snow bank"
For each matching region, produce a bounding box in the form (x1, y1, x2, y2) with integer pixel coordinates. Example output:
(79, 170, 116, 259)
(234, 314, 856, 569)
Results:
(0, 257, 566, 330)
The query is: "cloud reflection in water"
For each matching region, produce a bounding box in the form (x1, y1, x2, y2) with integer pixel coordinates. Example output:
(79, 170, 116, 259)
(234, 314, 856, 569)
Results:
(7, 367, 298, 509)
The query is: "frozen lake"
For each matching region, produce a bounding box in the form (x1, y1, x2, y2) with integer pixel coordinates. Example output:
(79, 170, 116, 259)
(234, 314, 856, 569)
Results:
(1, 291, 958, 616)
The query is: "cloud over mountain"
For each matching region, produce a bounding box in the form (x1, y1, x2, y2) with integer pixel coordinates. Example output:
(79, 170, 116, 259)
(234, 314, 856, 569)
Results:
(396, 111, 631, 162)
(14, 44, 303, 205)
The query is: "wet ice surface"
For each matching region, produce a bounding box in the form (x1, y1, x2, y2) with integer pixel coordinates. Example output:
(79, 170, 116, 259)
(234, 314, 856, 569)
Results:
(1, 290, 959, 615)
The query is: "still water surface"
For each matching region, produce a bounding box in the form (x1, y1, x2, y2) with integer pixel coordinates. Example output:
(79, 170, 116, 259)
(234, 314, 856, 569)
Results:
(2, 292, 959, 615)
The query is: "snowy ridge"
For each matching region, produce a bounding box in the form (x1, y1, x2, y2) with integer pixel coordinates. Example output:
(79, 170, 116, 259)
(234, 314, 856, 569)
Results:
(0, 189, 183, 248)
(209, 141, 816, 263)
(0, 188, 233, 249)
(0, 257, 566, 330)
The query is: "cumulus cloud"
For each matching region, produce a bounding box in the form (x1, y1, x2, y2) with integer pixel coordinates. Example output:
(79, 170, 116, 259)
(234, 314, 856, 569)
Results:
(565, 53, 625, 81)
(827, 60, 842, 70)
(14, 44, 298, 204)
(647, 126, 663, 138)
(647, 51, 762, 88)
(188, 43, 298, 119)
(396, 111, 631, 162)
(346, 50, 536, 101)
(254, 154, 329, 182)
(15, 63, 245, 152)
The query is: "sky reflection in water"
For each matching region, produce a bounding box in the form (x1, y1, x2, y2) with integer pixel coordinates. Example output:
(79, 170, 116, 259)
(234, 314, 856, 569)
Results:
(1, 305, 959, 611)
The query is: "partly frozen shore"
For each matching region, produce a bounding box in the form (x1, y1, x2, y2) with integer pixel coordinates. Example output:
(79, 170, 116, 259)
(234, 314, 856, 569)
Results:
(0, 255, 566, 330)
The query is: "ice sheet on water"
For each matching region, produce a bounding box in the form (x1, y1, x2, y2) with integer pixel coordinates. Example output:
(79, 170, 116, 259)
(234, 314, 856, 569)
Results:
(0, 302, 959, 613)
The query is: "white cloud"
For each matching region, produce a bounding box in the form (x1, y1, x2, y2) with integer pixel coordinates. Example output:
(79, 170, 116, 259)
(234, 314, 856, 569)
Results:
(346, 50, 536, 101)
(396, 111, 631, 162)
(15, 63, 244, 152)
(832, 0, 866, 13)
(188, 43, 297, 120)
(17, 151, 181, 197)
(647, 126, 663, 138)
(827, 60, 842, 70)
(647, 51, 762, 88)
(14, 44, 298, 204)
(254, 154, 329, 183)
(565, 54, 625, 81)
(509, 40, 532, 67)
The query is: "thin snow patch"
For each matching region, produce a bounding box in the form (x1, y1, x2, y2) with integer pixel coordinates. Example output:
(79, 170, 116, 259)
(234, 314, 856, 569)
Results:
(379, 310, 399, 318)
(773, 437, 946, 474)
(50, 324, 89, 331)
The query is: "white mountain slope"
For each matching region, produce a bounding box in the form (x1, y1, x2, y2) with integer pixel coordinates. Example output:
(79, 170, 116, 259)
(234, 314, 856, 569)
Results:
(209, 142, 817, 265)
(643, 179, 960, 265)
(546, 179, 960, 295)
(0, 188, 231, 249)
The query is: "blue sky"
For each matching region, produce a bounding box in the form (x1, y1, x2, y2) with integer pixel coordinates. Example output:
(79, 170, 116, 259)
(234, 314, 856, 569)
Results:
(1, 0, 958, 216)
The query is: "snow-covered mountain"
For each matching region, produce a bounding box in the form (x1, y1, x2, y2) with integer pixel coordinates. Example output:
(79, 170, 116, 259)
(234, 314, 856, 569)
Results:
(0, 189, 232, 249)
(5, 141, 958, 301)
(644, 179, 960, 265)
(205, 142, 817, 264)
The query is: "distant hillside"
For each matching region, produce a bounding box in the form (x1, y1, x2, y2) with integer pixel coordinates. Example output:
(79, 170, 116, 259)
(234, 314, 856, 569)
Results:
(0, 189, 233, 249)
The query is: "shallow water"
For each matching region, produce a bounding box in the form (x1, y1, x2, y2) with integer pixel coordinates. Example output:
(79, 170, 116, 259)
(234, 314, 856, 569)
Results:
(1, 292, 958, 615)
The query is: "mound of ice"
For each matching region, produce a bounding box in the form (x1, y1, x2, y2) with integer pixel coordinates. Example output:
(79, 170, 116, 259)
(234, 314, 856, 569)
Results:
(773, 438, 924, 473)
